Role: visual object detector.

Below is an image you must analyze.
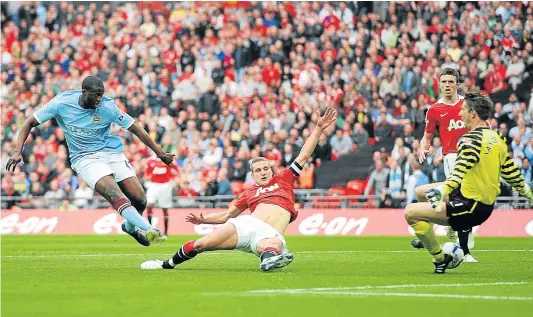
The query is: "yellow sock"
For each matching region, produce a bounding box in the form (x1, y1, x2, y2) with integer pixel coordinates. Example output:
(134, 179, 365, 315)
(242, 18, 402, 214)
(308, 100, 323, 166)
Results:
(411, 221, 444, 262)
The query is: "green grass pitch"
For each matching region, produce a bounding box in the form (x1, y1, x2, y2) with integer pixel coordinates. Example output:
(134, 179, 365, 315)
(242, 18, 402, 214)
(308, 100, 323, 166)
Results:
(2, 235, 532, 317)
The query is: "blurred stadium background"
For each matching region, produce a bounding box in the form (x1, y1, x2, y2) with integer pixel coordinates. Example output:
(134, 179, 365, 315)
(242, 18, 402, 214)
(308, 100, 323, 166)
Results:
(1, 1, 532, 212)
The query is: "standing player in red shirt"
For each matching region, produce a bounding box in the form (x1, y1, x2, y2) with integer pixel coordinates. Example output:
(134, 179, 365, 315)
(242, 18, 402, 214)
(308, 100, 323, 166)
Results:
(414, 68, 478, 263)
(140, 108, 337, 272)
(144, 155, 180, 235)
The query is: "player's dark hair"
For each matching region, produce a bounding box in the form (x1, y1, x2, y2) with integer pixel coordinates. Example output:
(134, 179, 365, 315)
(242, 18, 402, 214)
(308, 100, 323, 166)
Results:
(464, 91, 494, 120)
(439, 68, 460, 83)
(82, 76, 104, 91)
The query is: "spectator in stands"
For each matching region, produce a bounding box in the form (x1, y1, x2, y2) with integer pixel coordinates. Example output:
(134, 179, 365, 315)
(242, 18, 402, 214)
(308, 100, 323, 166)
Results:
(215, 169, 233, 196)
(521, 158, 532, 183)
(176, 180, 198, 207)
(281, 143, 296, 168)
(364, 159, 390, 199)
(203, 139, 223, 166)
(30, 182, 46, 197)
(73, 179, 94, 208)
(510, 118, 532, 140)
(524, 137, 533, 162)
(44, 179, 67, 208)
(375, 112, 393, 142)
(228, 159, 247, 182)
(1, 177, 21, 210)
(391, 138, 412, 161)
(59, 199, 78, 211)
(506, 54, 526, 85)
(330, 129, 354, 158)
(313, 133, 333, 165)
(204, 170, 219, 196)
(383, 158, 405, 207)
(13, 169, 29, 196)
(352, 122, 369, 148)
(499, 122, 513, 145)
(405, 157, 430, 204)
(503, 93, 521, 115)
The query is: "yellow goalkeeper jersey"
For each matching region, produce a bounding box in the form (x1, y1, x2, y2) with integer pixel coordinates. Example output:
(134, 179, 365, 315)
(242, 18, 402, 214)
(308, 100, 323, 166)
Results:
(443, 127, 527, 205)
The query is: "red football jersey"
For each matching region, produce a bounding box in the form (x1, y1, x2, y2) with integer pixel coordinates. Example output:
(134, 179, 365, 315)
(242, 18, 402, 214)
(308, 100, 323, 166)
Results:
(233, 162, 302, 223)
(145, 158, 179, 184)
(424, 96, 467, 155)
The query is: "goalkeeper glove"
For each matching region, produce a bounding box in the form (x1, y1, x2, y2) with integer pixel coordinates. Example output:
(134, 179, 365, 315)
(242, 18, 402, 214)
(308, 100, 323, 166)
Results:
(425, 185, 445, 212)
(519, 182, 533, 204)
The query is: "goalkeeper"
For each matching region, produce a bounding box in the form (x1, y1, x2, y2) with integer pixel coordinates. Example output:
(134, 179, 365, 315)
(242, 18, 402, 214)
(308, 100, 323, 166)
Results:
(404, 91, 533, 274)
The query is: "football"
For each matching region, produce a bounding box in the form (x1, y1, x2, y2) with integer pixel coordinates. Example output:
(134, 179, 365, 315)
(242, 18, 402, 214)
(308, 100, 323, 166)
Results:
(441, 242, 465, 269)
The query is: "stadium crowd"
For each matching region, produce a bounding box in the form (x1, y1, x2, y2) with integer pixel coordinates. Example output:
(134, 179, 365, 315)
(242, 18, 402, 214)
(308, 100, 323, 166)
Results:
(1, 1, 532, 209)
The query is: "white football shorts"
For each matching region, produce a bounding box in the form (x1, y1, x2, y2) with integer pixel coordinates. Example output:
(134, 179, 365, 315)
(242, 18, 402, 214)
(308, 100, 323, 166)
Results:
(443, 153, 457, 178)
(146, 182, 173, 208)
(227, 215, 288, 256)
(73, 152, 136, 189)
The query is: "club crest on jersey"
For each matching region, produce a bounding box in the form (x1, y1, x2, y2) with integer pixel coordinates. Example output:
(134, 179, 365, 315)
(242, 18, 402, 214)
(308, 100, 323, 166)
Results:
(255, 183, 279, 197)
(459, 137, 472, 145)
(92, 115, 100, 123)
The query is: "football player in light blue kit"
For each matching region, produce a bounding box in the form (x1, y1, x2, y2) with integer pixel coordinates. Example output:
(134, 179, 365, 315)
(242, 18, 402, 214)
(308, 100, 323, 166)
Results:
(6, 76, 171, 245)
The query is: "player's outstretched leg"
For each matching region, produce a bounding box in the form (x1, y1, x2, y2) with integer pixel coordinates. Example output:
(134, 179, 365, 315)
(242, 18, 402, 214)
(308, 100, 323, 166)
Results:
(95, 176, 165, 246)
(405, 202, 453, 273)
(458, 229, 478, 263)
(256, 238, 294, 272)
(141, 223, 238, 270)
(162, 208, 169, 235)
(118, 176, 167, 245)
(410, 183, 456, 248)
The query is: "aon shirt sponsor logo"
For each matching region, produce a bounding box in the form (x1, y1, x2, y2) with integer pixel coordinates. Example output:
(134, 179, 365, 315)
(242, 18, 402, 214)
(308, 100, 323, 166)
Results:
(153, 167, 168, 175)
(255, 183, 280, 197)
(447, 119, 465, 131)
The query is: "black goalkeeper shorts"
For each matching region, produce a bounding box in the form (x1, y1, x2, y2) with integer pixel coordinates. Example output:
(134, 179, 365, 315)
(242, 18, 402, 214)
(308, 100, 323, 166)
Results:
(446, 190, 494, 232)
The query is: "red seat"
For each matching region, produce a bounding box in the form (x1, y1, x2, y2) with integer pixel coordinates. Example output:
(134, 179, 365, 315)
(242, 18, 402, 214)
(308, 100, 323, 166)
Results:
(346, 180, 366, 195)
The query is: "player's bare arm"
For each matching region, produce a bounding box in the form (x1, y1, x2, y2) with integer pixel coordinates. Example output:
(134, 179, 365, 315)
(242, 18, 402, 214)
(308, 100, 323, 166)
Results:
(294, 107, 337, 167)
(6, 116, 40, 172)
(128, 122, 174, 165)
(418, 131, 434, 163)
(186, 204, 244, 225)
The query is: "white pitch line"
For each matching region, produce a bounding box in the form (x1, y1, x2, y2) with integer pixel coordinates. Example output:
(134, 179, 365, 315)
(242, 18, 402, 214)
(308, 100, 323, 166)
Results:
(2, 249, 532, 258)
(1, 253, 172, 259)
(297, 249, 533, 254)
(274, 291, 533, 301)
(249, 282, 531, 293)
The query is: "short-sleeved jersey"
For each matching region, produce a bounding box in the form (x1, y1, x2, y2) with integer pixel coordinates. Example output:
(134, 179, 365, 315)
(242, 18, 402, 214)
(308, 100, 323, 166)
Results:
(145, 158, 179, 183)
(33, 90, 134, 164)
(443, 127, 528, 205)
(424, 96, 466, 155)
(233, 161, 302, 222)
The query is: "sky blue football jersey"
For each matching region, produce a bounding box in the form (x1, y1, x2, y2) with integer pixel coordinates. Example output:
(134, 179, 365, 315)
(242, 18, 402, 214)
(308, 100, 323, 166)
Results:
(33, 90, 135, 164)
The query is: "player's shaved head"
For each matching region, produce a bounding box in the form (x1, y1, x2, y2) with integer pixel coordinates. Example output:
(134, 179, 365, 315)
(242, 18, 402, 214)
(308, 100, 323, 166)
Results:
(80, 76, 104, 109)
(82, 75, 104, 92)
